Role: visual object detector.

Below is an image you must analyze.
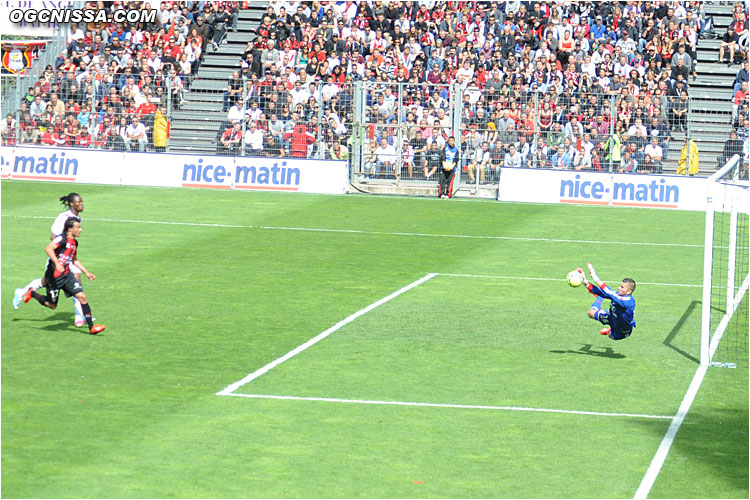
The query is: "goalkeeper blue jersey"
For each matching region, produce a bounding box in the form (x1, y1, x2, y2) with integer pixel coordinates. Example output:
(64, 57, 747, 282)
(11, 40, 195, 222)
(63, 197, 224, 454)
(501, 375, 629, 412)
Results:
(587, 283, 636, 332)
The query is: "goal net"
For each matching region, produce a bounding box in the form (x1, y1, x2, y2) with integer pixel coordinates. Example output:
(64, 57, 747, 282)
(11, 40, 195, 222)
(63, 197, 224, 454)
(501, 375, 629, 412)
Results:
(701, 154, 749, 368)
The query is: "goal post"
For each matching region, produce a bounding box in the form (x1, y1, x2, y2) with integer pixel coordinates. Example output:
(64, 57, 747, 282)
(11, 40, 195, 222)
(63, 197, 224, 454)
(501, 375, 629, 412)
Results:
(700, 154, 750, 367)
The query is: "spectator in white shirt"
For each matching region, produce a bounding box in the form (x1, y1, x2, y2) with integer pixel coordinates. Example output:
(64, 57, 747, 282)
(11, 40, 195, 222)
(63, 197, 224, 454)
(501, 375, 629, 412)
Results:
(244, 121, 264, 152)
(581, 55, 597, 79)
(455, 59, 474, 86)
(573, 149, 592, 171)
(644, 136, 664, 162)
(321, 75, 339, 102)
(627, 118, 648, 138)
(469, 141, 492, 182)
(555, 17, 573, 40)
(247, 100, 263, 121)
(516, 134, 531, 167)
(504, 144, 523, 168)
(290, 80, 311, 107)
(591, 44, 608, 65)
(564, 117, 584, 140)
(125, 115, 148, 152)
(30, 95, 46, 119)
(375, 137, 397, 174)
(613, 54, 633, 77)
(581, 133, 595, 157)
(615, 30, 637, 55)
(227, 99, 246, 123)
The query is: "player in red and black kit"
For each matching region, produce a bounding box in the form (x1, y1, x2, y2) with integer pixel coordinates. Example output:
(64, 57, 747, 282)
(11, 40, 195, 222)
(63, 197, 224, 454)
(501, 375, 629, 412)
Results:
(22, 217, 106, 334)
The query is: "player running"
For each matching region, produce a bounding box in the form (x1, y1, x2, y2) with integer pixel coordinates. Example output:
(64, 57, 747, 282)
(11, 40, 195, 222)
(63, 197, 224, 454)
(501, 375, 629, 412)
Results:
(20, 217, 106, 335)
(12, 193, 93, 327)
(577, 263, 636, 340)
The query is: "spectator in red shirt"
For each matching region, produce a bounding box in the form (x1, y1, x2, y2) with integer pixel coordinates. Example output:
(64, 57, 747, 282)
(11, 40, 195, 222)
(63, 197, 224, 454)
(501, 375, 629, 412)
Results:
(733, 81, 748, 121)
(284, 120, 316, 158)
(76, 128, 92, 148)
(220, 121, 242, 155)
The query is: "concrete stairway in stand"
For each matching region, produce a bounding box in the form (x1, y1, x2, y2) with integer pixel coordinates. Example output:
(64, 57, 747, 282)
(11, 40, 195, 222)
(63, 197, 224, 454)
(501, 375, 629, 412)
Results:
(168, 3, 267, 154)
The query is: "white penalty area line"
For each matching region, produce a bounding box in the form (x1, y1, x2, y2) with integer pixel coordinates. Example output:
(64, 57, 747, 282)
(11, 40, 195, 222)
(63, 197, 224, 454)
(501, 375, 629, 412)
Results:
(2, 215, 703, 248)
(441, 273, 702, 288)
(223, 393, 673, 420)
(216, 272, 438, 396)
(217, 270, 673, 422)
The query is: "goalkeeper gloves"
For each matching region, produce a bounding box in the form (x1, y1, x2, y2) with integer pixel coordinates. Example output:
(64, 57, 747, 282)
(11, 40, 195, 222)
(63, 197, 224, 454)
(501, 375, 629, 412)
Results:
(587, 262, 602, 286)
(576, 267, 590, 286)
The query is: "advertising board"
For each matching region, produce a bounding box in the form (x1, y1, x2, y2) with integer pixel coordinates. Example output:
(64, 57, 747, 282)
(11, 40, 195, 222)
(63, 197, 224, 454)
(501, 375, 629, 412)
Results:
(497, 168, 707, 211)
(0, 146, 348, 195)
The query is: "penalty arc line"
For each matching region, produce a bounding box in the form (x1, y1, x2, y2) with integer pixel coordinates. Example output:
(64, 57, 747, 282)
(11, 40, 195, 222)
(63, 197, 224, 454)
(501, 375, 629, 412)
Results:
(224, 393, 674, 420)
(216, 273, 438, 396)
(2, 215, 703, 248)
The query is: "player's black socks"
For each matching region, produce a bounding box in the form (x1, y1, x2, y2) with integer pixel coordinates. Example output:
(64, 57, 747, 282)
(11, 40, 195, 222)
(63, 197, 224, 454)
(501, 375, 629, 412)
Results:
(81, 303, 94, 330)
(31, 291, 47, 306)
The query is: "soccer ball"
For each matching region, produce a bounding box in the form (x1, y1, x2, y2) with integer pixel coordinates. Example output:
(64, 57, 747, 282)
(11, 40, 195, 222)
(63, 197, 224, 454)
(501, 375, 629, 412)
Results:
(567, 270, 583, 287)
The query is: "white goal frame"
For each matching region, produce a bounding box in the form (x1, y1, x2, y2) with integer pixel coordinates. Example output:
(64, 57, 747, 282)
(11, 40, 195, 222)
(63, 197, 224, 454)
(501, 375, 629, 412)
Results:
(700, 154, 750, 366)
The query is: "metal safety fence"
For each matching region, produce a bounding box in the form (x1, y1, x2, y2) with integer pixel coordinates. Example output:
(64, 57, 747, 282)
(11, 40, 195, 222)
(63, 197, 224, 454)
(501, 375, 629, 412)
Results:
(348, 83, 749, 185)
(3, 68, 183, 153)
(176, 73, 356, 160)
(689, 95, 748, 174)
(3, 77, 747, 181)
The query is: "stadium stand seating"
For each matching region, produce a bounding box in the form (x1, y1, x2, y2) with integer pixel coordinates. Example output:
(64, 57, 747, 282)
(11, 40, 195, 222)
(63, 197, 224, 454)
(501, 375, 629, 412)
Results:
(2, 1, 748, 179)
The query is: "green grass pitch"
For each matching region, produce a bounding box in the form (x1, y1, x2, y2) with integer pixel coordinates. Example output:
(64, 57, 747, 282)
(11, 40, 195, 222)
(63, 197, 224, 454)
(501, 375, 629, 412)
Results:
(1, 180, 747, 499)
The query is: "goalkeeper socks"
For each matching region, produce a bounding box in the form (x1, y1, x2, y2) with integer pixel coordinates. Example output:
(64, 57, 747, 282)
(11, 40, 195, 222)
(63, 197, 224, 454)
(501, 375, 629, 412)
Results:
(81, 303, 94, 330)
(590, 296, 604, 311)
(72, 297, 84, 322)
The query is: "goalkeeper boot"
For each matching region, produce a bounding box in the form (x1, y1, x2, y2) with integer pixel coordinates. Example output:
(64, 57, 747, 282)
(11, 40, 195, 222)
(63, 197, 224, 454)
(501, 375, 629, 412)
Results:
(89, 324, 106, 335)
(600, 327, 611, 336)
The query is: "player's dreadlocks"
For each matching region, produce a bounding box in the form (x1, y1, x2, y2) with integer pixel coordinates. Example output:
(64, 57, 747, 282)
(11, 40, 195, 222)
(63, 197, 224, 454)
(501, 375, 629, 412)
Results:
(59, 193, 81, 208)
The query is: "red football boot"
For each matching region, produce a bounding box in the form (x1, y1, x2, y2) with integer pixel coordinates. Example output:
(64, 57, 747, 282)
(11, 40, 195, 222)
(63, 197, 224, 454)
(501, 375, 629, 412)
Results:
(89, 324, 106, 334)
(600, 327, 611, 336)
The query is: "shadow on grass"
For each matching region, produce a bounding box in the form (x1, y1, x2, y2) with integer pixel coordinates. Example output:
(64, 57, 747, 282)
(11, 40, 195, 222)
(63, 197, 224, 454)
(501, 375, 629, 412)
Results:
(550, 343, 625, 359)
(12, 312, 91, 335)
(640, 405, 749, 497)
(663, 300, 701, 365)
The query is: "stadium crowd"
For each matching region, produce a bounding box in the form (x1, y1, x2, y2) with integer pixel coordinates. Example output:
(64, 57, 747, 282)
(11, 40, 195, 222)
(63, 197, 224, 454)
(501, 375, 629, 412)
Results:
(2, 1, 246, 151)
(1, 1, 748, 178)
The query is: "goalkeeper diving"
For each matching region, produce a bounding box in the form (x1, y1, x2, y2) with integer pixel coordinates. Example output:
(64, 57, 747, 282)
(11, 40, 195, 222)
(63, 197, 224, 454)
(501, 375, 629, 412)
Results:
(576, 263, 636, 340)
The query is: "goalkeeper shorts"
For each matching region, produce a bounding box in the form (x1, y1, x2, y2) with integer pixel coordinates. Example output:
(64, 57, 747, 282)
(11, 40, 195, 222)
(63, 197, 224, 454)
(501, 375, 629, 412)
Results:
(596, 311, 632, 340)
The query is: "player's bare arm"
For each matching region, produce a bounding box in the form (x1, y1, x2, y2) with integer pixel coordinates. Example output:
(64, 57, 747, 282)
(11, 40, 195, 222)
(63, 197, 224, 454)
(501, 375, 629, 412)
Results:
(73, 259, 95, 281)
(44, 240, 64, 274)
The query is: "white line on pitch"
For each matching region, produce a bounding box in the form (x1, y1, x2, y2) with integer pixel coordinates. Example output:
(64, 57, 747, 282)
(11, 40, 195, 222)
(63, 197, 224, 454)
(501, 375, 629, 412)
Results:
(216, 273, 438, 396)
(440, 273, 702, 288)
(2, 215, 702, 248)
(223, 394, 673, 420)
(258, 225, 702, 248)
(633, 365, 707, 499)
